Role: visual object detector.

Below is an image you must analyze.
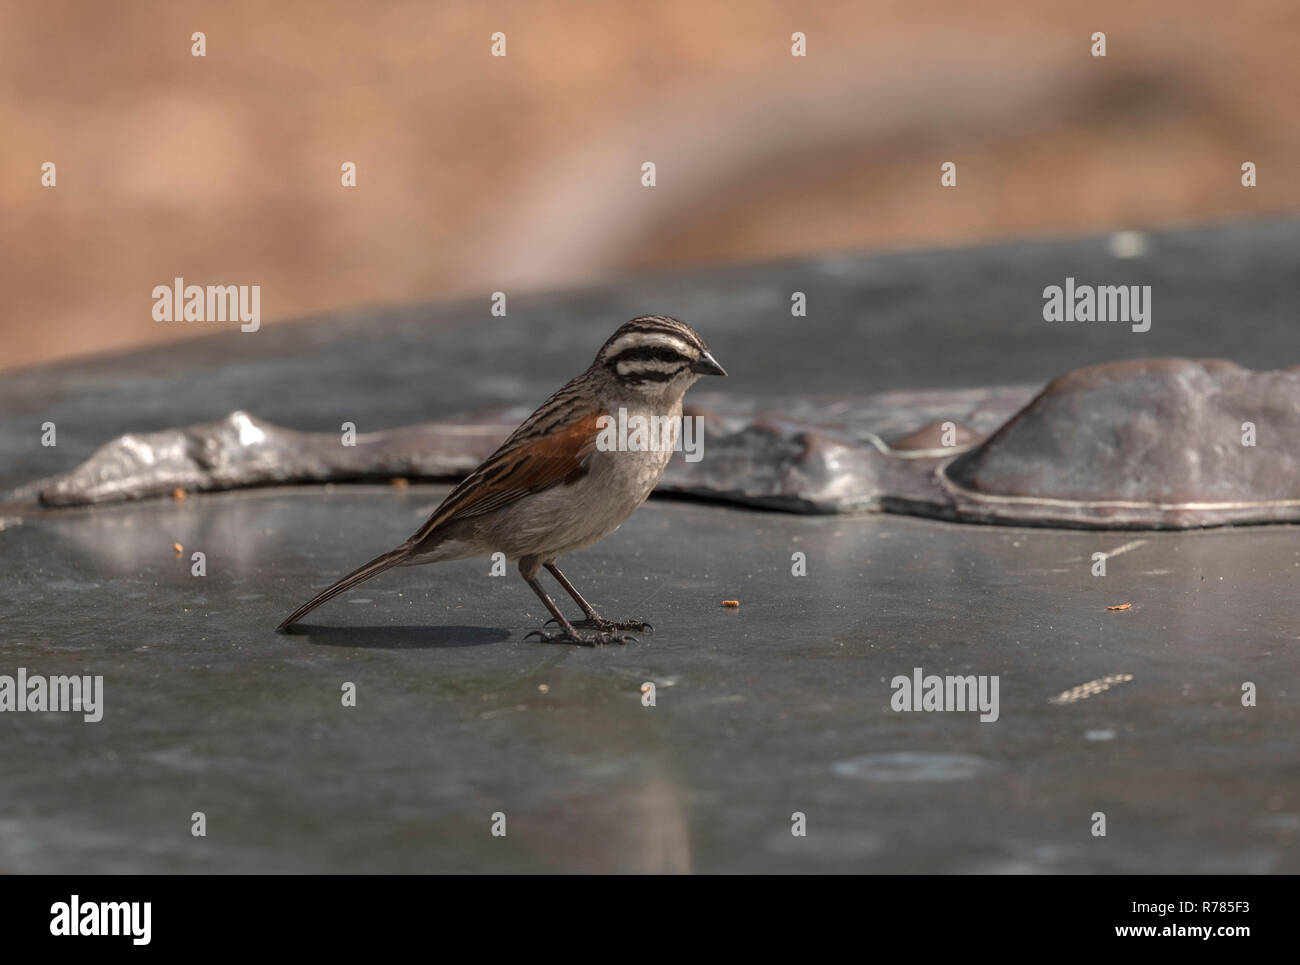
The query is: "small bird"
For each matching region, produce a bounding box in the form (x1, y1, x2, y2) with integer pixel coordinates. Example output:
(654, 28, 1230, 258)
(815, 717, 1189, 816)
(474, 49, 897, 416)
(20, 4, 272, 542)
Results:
(277, 314, 727, 645)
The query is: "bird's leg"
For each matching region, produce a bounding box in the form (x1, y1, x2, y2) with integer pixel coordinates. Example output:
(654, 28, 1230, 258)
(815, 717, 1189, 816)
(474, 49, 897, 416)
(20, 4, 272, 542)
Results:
(543, 562, 653, 633)
(521, 567, 634, 647)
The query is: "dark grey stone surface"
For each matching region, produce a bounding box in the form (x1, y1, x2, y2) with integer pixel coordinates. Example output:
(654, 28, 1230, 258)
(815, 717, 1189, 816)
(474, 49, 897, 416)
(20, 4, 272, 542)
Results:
(2, 219, 1298, 872)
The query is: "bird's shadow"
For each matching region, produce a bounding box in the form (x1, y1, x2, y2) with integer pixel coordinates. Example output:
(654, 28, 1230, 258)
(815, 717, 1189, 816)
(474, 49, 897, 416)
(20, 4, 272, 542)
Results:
(278, 624, 509, 650)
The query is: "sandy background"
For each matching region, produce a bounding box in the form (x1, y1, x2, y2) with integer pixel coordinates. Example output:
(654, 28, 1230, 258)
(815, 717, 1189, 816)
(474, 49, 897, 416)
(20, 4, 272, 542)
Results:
(2, 0, 1297, 369)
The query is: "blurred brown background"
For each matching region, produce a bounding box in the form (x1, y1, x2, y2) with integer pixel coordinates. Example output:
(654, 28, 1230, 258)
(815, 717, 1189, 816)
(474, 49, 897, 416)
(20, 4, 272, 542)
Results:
(2, 0, 1297, 370)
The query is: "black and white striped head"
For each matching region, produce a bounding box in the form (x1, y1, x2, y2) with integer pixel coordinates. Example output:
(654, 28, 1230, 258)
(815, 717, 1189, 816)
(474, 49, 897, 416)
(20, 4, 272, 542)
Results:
(595, 315, 726, 397)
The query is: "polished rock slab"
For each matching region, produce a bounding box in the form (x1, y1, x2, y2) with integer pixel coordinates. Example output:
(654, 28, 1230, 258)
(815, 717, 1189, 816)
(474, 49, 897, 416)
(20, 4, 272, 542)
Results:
(2, 219, 1298, 872)
(0, 486, 1296, 872)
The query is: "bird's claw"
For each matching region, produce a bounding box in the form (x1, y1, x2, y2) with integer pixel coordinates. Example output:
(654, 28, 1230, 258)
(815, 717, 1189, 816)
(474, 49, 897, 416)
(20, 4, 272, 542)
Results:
(526, 628, 637, 647)
(595, 618, 653, 633)
(543, 616, 654, 633)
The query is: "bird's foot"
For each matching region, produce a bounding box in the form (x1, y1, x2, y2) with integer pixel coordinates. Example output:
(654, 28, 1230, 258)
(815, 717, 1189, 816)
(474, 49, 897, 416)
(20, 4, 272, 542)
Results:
(545, 616, 654, 633)
(526, 627, 637, 647)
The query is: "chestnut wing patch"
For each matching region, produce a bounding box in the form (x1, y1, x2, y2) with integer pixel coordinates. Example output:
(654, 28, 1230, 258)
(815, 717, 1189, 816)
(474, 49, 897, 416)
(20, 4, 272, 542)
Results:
(410, 410, 604, 542)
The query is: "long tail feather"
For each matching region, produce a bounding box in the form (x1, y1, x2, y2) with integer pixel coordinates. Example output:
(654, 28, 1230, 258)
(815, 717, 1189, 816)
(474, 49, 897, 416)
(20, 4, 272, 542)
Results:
(277, 545, 412, 630)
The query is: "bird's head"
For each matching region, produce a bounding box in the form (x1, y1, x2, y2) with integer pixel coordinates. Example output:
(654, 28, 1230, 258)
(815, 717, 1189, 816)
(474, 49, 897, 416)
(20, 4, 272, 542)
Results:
(594, 314, 726, 402)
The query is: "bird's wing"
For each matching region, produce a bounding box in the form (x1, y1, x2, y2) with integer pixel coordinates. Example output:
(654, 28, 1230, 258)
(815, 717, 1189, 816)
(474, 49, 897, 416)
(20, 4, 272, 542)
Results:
(408, 408, 605, 544)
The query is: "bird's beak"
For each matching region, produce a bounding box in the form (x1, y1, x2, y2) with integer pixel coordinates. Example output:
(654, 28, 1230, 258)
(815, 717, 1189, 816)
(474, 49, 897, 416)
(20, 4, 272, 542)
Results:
(692, 350, 727, 377)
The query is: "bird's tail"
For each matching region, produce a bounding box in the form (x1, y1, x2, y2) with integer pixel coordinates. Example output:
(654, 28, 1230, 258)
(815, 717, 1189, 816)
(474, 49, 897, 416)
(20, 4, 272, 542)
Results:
(277, 544, 413, 630)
